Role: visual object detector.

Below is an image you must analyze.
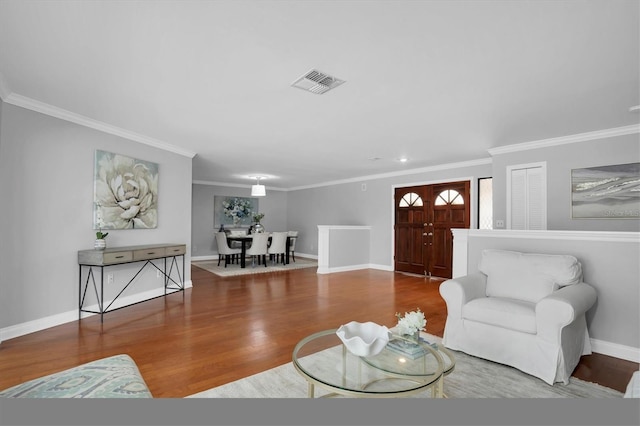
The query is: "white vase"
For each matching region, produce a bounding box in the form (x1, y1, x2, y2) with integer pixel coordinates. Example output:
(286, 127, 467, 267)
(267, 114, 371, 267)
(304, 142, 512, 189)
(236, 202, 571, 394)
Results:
(94, 239, 106, 250)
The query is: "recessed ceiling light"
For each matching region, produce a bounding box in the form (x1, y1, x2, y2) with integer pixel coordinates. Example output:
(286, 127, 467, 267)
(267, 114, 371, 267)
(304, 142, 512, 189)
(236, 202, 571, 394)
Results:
(399, 157, 408, 163)
(630, 105, 640, 112)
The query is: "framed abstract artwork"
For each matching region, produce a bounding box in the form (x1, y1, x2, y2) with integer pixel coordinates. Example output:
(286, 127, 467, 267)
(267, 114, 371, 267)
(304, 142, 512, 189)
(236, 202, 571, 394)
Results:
(571, 162, 640, 219)
(93, 150, 159, 229)
(214, 196, 258, 228)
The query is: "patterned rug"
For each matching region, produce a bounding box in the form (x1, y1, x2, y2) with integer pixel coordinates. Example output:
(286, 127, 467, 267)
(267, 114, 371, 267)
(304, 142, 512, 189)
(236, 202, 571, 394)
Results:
(192, 257, 317, 277)
(186, 333, 623, 399)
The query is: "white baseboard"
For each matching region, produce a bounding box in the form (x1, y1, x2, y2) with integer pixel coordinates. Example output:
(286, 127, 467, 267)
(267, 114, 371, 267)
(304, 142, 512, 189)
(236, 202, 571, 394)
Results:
(317, 263, 371, 274)
(370, 263, 394, 272)
(591, 338, 640, 363)
(0, 280, 192, 343)
(316, 263, 392, 274)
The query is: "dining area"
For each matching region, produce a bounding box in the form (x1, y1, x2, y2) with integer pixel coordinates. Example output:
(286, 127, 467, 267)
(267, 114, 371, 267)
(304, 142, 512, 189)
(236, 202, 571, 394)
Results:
(215, 229, 299, 269)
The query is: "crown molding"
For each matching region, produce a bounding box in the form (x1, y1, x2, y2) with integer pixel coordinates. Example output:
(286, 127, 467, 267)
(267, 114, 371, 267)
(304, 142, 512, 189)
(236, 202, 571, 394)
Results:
(287, 158, 492, 191)
(192, 180, 287, 191)
(3, 92, 197, 158)
(488, 124, 640, 156)
(0, 72, 10, 101)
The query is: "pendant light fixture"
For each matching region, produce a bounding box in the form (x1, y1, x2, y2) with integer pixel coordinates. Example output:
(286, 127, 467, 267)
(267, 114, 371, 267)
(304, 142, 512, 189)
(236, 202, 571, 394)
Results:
(251, 176, 266, 197)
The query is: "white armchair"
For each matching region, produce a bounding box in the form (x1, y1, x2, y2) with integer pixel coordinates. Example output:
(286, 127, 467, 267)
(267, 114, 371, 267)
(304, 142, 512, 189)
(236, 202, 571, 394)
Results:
(439, 249, 597, 385)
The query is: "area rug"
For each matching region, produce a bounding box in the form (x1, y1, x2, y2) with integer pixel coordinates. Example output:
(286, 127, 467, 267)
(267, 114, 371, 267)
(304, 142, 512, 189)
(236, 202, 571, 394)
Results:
(186, 333, 623, 398)
(192, 257, 318, 277)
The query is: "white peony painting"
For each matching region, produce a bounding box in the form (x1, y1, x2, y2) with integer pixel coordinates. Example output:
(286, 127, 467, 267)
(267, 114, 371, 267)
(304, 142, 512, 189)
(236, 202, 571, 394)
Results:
(93, 150, 159, 229)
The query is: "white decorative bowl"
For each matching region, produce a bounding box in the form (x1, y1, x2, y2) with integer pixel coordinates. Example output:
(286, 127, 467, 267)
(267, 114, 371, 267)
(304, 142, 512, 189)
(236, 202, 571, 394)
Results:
(336, 321, 390, 357)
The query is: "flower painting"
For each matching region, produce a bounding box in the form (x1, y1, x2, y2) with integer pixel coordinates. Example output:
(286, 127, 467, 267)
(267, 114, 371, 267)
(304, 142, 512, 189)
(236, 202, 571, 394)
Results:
(94, 150, 159, 229)
(214, 196, 258, 228)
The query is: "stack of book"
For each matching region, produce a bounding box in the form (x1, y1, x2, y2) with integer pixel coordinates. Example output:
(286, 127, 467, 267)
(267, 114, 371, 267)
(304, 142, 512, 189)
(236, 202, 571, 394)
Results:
(386, 336, 432, 359)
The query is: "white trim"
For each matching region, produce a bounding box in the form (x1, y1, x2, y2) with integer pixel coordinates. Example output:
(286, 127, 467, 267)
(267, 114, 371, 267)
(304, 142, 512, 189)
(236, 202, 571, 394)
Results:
(3, 93, 197, 158)
(192, 180, 288, 192)
(456, 228, 640, 243)
(0, 281, 193, 343)
(489, 124, 640, 156)
(288, 158, 491, 191)
(0, 71, 10, 101)
(506, 162, 547, 230)
(317, 264, 370, 274)
(590, 338, 640, 363)
(451, 229, 469, 278)
(316, 263, 392, 274)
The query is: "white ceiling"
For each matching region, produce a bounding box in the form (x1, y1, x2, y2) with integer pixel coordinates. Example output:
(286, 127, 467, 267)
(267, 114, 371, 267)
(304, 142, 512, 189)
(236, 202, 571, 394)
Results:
(1, 0, 638, 190)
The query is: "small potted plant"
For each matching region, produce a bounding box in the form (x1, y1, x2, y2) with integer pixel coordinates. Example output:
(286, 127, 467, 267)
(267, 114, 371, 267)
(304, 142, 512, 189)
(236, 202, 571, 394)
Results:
(94, 204, 109, 250)
(395, 308, 427, 342)
(95, 229, 109, 250)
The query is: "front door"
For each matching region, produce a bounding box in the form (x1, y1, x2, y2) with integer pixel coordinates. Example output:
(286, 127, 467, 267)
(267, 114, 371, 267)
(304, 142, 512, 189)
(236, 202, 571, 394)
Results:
(394, 186, 429, 275)
(394, 181, 470, 278)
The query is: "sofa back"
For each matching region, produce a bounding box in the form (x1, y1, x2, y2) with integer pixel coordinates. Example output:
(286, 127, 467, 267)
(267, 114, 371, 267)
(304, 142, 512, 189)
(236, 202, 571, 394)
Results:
(478, 249, 583, 303)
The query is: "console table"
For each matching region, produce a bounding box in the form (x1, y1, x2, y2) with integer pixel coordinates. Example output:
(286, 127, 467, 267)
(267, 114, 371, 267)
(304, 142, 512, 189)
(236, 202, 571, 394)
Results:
(78, 243, 186, 322)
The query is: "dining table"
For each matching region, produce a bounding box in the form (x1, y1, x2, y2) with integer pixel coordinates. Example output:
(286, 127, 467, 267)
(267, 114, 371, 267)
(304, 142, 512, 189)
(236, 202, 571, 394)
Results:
(226, 233, 297, 268)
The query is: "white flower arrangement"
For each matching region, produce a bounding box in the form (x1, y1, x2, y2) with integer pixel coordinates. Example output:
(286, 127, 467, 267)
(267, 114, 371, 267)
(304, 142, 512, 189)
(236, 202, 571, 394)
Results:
(222, 198, 253, 225)
(395, 308, 427, 336)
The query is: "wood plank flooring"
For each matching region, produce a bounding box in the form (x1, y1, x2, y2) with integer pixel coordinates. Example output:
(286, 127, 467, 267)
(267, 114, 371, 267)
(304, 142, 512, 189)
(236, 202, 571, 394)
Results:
(0, 264, 637, 397)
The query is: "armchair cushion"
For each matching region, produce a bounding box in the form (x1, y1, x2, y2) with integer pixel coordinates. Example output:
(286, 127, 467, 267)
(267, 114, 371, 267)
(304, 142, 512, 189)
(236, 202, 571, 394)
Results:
(463, 297, 537, 334)
(479, 249, 583, 303)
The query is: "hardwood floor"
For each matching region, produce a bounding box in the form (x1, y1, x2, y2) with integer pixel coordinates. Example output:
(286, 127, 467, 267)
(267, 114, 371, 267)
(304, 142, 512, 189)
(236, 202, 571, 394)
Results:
(0, 264, 637, 397)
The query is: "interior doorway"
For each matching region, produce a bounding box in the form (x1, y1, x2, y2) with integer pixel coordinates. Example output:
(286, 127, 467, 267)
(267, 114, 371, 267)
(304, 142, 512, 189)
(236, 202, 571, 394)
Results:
(394, 181, 470, 278)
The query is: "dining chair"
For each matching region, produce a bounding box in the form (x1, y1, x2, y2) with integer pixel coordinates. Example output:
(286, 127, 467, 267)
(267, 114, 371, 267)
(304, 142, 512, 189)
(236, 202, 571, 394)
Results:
(228, 229, 246, 250)
(246, 233, 269, 267)
(215, 232, 241, 267)
(287, 230, 299, 262)
(267, 232, 288, 265)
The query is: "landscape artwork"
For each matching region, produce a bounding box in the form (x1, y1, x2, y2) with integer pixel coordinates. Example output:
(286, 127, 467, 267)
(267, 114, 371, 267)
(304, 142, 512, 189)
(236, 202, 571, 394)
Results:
(93, 150, 159, 229)
(571, 162, 640, 219)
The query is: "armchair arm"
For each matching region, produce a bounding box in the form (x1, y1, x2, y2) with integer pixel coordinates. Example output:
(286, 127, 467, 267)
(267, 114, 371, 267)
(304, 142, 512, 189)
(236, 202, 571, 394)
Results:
(536, 282, 597, 340)
(439, 272, 487, 319)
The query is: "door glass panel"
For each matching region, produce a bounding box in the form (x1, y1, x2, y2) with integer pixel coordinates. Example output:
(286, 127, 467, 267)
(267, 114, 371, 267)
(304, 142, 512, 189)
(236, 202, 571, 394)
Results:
(399, 192, 423, 207)
(478, 177, 493, 229)
(435, 189, 464, 206)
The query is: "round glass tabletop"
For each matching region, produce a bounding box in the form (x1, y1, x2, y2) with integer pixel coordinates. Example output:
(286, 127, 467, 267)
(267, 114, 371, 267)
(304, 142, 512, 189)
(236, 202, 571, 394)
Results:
(292, 329, 454, 398)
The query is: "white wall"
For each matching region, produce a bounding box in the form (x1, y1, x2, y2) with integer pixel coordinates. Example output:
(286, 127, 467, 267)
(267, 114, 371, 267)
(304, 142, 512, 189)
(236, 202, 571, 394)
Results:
(0, 101, 193, 338)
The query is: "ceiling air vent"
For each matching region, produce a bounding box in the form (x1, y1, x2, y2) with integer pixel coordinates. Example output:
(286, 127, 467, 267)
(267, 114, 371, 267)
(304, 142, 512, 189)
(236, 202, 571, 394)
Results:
(291, 69, 345, 94)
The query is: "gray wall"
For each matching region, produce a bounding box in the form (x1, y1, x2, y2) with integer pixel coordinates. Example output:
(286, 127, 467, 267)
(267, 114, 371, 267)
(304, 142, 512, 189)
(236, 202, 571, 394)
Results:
(191, 183, 288, 258)
(491, 132, 640, 232)
(0, 101, 192, 330)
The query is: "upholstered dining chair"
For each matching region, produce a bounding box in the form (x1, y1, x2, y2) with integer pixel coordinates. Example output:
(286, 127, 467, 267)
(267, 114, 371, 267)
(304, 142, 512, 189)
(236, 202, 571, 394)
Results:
(287, 230, 298, 262)
(227, 229, 246, 250)
(215, 232, 241, 267)
(267, 232, 288, 265)
(246, 233, 269, 267)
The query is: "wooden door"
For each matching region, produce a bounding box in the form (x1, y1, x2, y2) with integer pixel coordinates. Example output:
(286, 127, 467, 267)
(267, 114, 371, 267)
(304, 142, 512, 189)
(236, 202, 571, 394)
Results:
(394, 181, 470, 278)
(394, 186, 430, 275)
(427, 181, 470, 279)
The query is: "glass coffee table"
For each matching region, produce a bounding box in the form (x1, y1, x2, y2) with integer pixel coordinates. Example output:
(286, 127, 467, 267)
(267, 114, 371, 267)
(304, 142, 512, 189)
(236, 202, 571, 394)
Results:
(292, 329, 455, 398)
